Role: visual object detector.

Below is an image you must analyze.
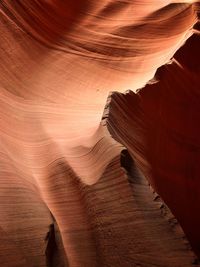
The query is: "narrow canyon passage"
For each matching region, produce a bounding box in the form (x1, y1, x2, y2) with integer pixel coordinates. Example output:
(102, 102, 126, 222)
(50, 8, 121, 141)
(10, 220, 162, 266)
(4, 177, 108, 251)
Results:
(0, 1, 200, 266)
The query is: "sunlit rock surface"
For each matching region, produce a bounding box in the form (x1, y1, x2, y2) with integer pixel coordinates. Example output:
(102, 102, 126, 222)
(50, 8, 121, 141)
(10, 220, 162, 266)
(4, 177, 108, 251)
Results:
(0, 1, 200, 266)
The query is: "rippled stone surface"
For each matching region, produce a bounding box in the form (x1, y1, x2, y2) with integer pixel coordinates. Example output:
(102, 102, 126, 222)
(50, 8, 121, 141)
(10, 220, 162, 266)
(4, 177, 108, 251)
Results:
(0, 1, 199, 266)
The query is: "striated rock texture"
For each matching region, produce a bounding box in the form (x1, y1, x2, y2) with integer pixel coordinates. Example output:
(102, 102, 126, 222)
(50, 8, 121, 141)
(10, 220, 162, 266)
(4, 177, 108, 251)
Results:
(0, 1, 200, 266)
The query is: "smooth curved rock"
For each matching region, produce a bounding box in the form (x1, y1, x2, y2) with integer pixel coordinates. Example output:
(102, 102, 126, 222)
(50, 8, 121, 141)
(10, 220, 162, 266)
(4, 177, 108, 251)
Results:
(0, 1, 200, 266)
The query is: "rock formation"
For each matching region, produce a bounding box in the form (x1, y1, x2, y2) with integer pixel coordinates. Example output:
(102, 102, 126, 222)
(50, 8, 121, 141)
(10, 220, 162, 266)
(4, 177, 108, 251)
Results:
(0, 1, 200, 266)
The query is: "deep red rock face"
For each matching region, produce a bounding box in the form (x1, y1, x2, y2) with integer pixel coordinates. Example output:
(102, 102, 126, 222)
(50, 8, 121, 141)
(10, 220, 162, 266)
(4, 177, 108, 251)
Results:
(108, 31, 200, 257)
(0, 1, 200, 266)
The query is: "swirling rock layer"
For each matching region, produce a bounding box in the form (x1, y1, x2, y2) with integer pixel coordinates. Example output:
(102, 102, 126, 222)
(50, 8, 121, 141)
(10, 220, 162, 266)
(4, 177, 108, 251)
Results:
(0, 1, 200, 266)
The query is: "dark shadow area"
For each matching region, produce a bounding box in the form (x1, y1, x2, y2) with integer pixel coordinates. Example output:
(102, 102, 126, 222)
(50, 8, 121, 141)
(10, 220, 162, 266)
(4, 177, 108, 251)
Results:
(45, 218, 69, 267)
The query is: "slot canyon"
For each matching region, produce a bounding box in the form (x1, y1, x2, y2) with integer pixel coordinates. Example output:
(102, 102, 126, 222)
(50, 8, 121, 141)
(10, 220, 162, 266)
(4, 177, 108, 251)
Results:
(0, 1, 200, 266)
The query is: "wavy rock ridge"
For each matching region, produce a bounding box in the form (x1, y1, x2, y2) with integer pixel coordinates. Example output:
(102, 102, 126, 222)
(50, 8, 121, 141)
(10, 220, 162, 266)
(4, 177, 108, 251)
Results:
(0, 1, 200, 266)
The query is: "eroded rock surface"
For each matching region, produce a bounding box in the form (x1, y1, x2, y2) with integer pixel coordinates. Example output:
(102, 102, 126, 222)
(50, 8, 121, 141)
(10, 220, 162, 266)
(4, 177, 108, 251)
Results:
(0, 1, 200, 266)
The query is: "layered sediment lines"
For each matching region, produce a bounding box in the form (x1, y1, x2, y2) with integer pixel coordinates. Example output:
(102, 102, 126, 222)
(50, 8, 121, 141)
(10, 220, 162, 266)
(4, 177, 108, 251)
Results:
(0, 1, 200, 266)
